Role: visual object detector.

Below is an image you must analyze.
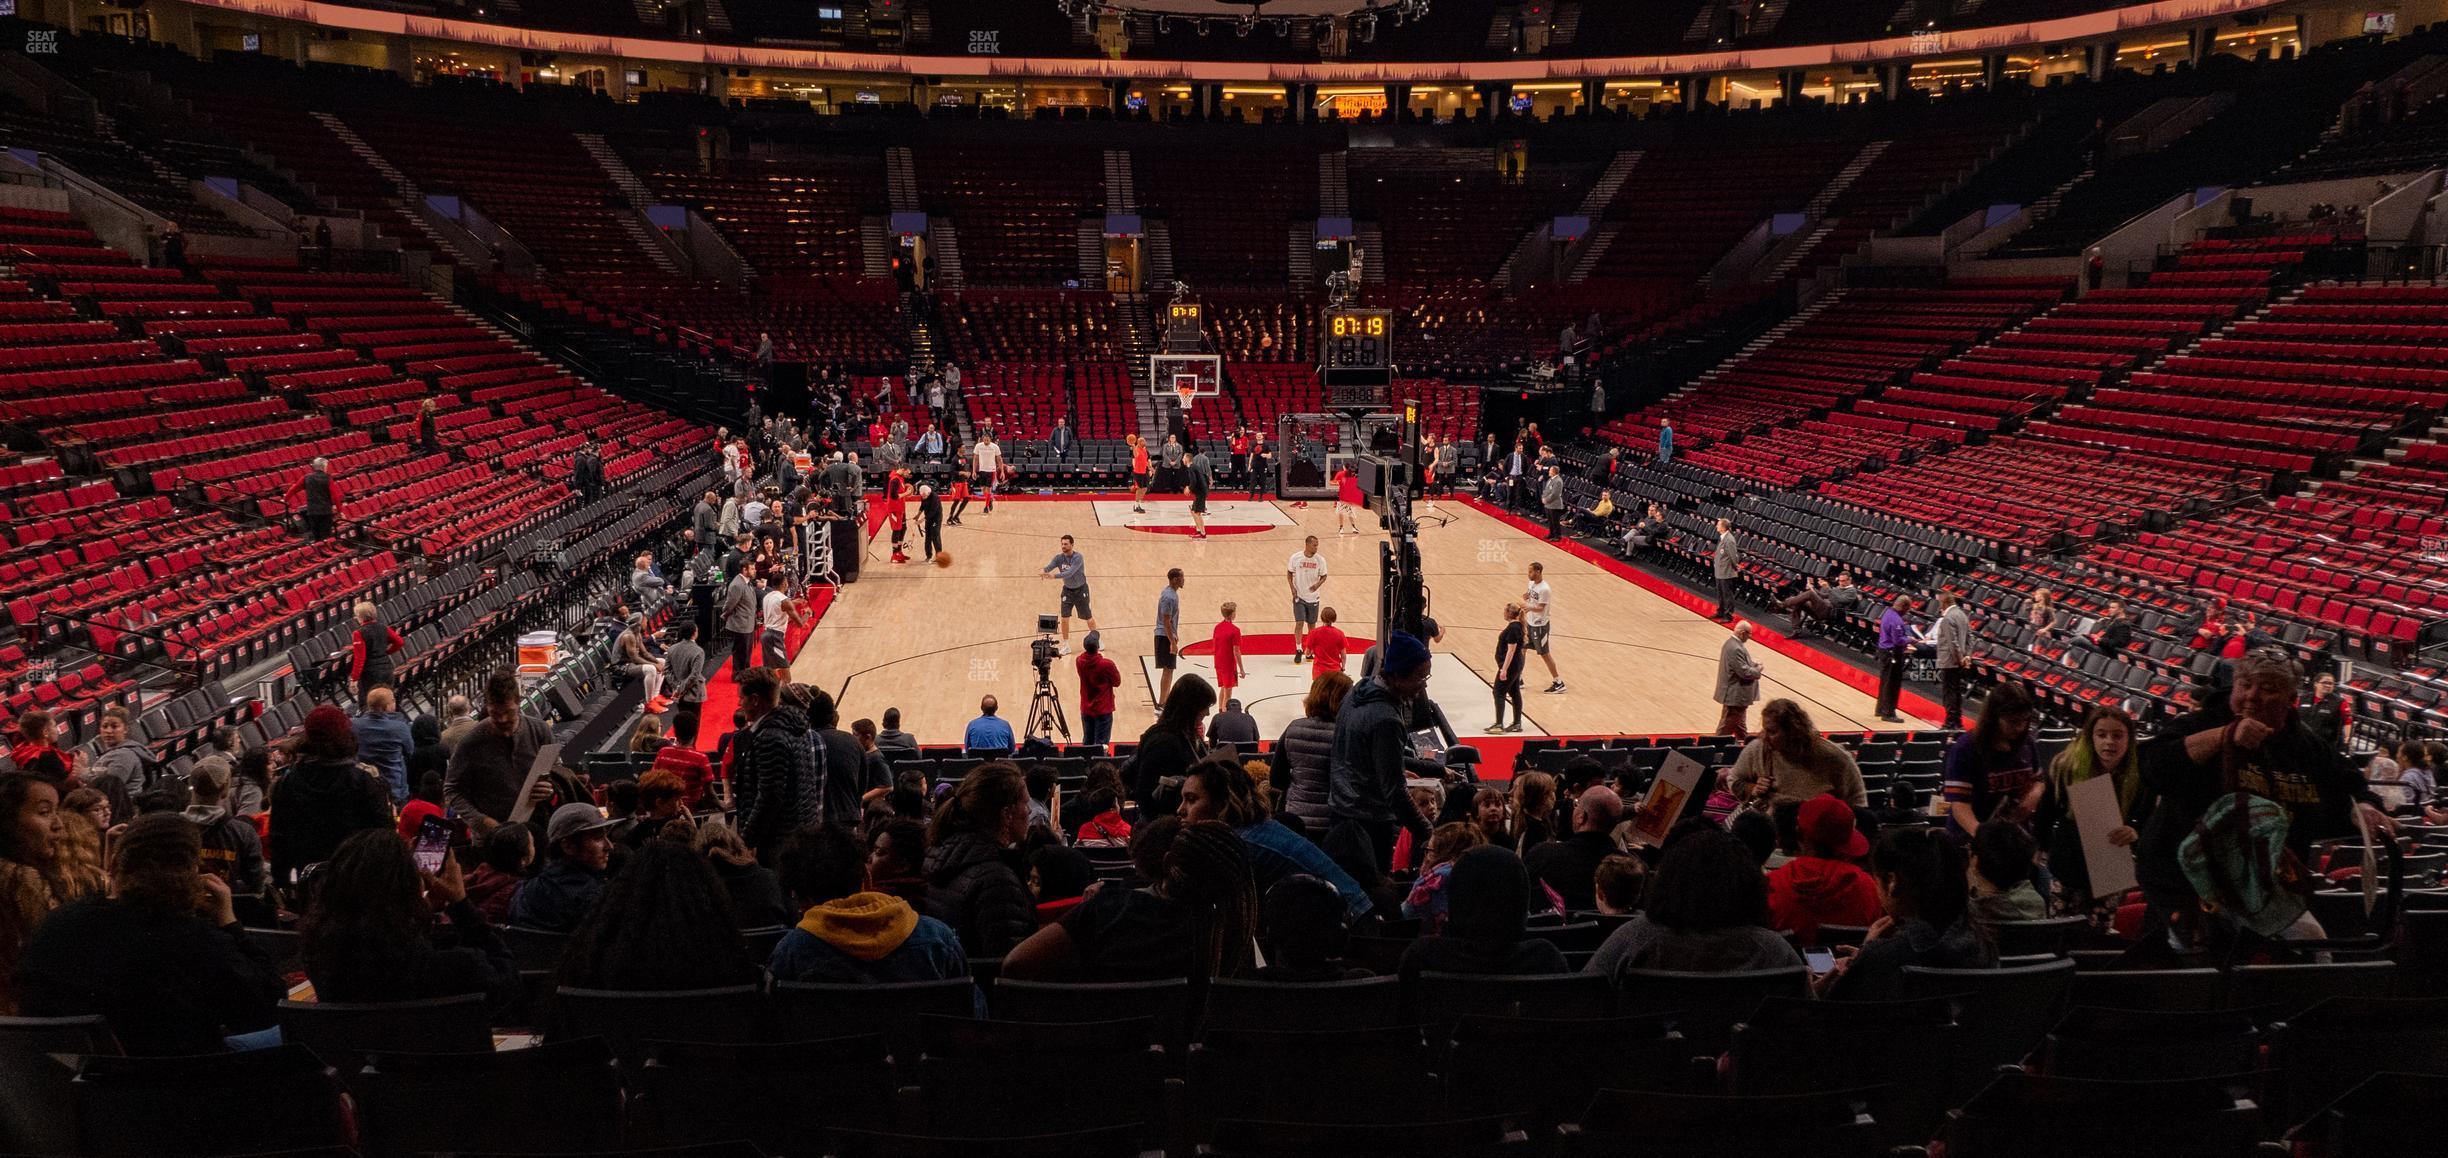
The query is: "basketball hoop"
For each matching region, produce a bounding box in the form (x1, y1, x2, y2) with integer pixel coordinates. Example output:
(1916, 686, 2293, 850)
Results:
(1150, 352, 1222, 407)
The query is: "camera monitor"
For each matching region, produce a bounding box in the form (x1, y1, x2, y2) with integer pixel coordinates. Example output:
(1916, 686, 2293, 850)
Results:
(1037, 614, 1060, 634)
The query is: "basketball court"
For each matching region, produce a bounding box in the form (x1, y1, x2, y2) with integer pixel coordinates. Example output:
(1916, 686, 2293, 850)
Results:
(787, 494, 1935, 751)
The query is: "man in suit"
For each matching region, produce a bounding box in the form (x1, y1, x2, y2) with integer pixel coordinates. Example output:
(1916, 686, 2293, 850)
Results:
(1932, 591, 1973, 729)
(573, 443, 604, 502)
(693, 489, 721, 545)
(1710, 518, 1741, 622)
(1539, 466, 1567, 541)
(1715, 621, 1764, 741)
(721, 566, 759, 681)
(1050, 417, 1074, 461)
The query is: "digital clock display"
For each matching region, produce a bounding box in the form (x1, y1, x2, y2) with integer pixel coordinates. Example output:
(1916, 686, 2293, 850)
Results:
(1328, 312, 1385, 338)
(1320, 308, 1393, 370)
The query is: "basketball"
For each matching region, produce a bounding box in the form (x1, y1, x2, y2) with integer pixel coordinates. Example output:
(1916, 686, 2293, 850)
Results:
(934, 551, 953, 568)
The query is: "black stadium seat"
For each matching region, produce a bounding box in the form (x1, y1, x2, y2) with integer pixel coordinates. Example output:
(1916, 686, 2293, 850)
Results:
(1200, 975, 1404, 1033)
(1440, 1013, 1692, 1129)
(989, 978, 1192, 1048)
(1187, 1024, 1437, 1137)
(276, 994, 494, 1069)
(2037, 1004, 2265, 1082)
(353, 1038, 624, 1158)
(1904, 957, 2077, 1077)
(771, 977, 979, 1061)
(72, 1044, 353, 1158)
(1559, 1086, 1894, 1158)
(1614, 966, 1810, 1055)
(1408, 971, 1614, 1036)
(546, 985, 770, 1059)
(1205, 1116, 1531, 1158)
(0, 1014, 115, 1155)
(634, 1035, 900, 1152)
(1727, 995, 1958, 1145)
(1939, 1070, 2270, 1158)
(913, 1016, 1166, 1138)
(829, 1124, 1149, 1158)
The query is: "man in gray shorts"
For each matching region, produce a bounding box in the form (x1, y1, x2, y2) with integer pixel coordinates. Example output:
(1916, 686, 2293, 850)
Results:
(1155, 567, 1184, 703)
(1286, 534, 1329, 664)
(1040, 534, 1096, 652)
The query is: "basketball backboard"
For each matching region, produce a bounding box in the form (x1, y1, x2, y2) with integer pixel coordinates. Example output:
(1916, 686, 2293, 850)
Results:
(1149, 352, 1222, 403)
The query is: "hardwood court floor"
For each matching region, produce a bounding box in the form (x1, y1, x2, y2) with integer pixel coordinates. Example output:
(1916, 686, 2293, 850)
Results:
(789, 496, 1933, 746)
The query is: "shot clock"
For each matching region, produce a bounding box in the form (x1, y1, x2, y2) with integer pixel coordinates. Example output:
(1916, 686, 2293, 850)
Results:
(1319, 307, 1393, 408)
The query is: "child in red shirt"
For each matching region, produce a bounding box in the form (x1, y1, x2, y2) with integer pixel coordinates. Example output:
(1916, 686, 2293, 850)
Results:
(1074, 786, 1132, 848)
(1308, 605, 1348, 680)
(1211, 603, 1246, 698)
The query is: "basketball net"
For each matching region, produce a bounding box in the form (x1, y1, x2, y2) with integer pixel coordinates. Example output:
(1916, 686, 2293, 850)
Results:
(1175, 380, 1199, 412)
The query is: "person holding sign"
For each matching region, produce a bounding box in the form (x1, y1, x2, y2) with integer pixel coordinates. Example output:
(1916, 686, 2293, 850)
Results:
(2029, 706, 2149, 910)
(444, 671, 558, 836)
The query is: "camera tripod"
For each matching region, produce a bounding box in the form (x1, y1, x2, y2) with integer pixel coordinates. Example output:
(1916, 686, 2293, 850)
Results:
(1026, 671, 1070, 742)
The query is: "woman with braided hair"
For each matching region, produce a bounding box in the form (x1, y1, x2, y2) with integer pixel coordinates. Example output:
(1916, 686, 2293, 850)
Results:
(555, 841, 762, 993)
(1001, 818, 1256, 982)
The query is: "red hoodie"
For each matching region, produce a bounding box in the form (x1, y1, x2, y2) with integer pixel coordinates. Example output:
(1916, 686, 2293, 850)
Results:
(1766, 855, 1884, 946)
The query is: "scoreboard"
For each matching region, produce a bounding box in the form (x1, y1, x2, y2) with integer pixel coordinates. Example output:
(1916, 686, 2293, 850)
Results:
(1319, 307, 1393, 408)
(1320, 307, 1392, 373)
(1164, 299, 1204, 347)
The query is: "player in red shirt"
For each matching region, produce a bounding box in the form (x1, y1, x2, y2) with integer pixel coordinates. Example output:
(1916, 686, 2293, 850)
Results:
(947, 476, 973, 525)
(1335, 466, 1365, 535)
(1308, 605, 1348, 680)
(1128, 434, 1151, 514)
(871, 468, 910, 564)
(1210, 603, 1246, 699)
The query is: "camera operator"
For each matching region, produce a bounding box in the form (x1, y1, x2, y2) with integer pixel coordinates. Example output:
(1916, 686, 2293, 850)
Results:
(1076, 630, 1121, 748)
